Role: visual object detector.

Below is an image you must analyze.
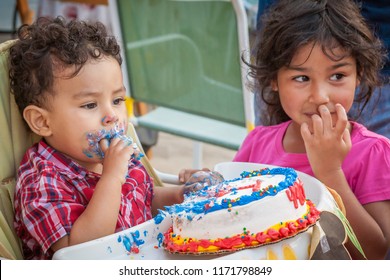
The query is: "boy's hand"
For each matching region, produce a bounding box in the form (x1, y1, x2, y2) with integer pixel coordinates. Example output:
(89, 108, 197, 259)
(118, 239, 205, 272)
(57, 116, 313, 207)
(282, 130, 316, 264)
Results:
(99, 137, 134, 185)
(182, 170, 224, 196)
(178, 168, 211, 184)
(300, 104, 352, 178)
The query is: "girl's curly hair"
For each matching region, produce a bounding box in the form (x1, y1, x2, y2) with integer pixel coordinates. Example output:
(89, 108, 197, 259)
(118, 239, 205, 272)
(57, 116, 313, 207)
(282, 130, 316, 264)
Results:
(247, 0, 387, 125)
(9, 16, 122, 114)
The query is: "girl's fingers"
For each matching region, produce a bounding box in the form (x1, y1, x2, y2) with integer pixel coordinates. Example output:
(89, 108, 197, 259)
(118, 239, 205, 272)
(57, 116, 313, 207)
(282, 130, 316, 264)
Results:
(334, 104, 348, 135)
(311, 113, 323, 135)
(342, 127, 352, 147)
(300, 122, 312, 141)
(318, 104, 332, 132)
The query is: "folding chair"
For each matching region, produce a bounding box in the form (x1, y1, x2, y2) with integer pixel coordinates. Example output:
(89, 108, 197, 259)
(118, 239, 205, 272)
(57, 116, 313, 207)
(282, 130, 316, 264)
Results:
(108, 0, 255, 168)
(0, 39, 177, 259)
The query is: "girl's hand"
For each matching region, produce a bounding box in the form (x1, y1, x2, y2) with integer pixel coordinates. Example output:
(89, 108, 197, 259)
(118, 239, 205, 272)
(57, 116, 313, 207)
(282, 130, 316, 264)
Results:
(99, 137, 134, 185)
(300, 104, 352, 179)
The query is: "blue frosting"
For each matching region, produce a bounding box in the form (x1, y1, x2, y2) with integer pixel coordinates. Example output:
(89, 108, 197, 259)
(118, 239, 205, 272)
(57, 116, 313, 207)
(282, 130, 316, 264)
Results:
(165, 167, 297, 217)
(156, 232, 164, 247)
(153, 210, 166, 224)
(117, 229, 145, 252)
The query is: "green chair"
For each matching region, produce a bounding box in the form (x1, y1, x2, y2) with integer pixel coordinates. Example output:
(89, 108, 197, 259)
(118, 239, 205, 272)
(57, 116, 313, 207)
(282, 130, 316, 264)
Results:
(108, 0, 255, 168)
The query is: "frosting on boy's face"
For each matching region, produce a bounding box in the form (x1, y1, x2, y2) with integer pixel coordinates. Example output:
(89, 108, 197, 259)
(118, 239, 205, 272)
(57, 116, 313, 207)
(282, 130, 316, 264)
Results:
(83, 122, 132, 159)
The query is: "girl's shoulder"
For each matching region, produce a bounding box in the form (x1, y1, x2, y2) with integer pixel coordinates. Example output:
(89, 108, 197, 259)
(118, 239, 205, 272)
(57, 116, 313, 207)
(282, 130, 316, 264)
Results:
(351, 122, 390, 148)
(250, 121, 291, 137)
(349, 122, 390, 164)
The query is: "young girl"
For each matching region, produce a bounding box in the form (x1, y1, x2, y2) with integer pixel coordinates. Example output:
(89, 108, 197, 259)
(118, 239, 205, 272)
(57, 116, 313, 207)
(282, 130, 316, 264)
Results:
(235, 0, 390, 259)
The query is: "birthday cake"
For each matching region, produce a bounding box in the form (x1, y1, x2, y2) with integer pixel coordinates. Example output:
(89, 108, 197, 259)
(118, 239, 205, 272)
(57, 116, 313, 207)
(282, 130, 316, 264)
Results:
(163, 167, 320, 254)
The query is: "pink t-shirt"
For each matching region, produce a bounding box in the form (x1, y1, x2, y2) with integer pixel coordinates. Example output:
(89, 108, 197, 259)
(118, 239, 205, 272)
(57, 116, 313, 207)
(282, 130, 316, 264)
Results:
(234, 121, 390, 205)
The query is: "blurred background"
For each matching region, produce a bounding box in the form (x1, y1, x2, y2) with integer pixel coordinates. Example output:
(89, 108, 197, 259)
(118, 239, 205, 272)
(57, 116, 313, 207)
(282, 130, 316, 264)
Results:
(0, 0, 258, 176)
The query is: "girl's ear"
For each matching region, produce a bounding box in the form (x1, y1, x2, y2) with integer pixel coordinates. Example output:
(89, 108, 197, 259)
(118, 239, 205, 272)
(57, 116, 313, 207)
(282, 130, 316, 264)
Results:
(23, 105, 52, 137)
(271, 79, 279, 92)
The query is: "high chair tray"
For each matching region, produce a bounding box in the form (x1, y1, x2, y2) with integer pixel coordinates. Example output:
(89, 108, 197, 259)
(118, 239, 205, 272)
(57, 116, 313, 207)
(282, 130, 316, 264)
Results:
(53, 162, 340, 260)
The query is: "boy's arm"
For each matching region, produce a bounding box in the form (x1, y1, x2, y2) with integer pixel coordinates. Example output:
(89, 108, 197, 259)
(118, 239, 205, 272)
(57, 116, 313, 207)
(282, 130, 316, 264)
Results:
(152, 186, 185, 216)
(152, 169, 224, 216)
(51, 138, 133, 253)
(51, 172, 123, 252)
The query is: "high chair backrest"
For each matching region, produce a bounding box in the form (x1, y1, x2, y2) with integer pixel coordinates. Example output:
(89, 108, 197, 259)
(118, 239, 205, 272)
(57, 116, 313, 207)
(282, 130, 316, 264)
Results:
(0, 39, 34, 259)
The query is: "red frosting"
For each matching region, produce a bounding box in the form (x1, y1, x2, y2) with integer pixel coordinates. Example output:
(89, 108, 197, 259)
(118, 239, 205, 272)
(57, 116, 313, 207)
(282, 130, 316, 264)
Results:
(163, 200, 320, 254)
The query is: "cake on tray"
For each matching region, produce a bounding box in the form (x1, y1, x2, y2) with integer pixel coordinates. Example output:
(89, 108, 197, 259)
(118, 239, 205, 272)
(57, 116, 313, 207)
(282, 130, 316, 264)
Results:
(163, 167, 320, 254)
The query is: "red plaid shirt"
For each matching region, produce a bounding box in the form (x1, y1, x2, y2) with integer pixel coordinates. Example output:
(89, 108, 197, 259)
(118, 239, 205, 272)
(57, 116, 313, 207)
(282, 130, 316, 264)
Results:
(14, 140, 153, 260)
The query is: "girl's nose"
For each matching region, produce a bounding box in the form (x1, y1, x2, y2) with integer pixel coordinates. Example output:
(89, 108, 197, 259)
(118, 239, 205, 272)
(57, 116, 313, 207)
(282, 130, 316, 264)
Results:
(309, 83, 330, 104)
(102, 114, 119, 126)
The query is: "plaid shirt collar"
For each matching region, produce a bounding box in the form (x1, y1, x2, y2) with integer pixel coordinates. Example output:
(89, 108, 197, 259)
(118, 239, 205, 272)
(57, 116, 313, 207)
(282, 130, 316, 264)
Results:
(37, 139, 96, 180)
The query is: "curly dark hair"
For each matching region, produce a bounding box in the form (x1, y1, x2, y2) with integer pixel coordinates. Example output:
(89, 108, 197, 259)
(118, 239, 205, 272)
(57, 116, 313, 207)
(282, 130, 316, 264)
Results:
(9, 16, 122, 114)
(248, 0, 387, 125)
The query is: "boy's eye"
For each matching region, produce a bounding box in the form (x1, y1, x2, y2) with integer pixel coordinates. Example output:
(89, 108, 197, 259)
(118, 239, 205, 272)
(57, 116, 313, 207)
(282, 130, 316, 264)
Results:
(113, 97, 126, 105)
(330, 73, 345, 81)
(294, 75, 309, 82)
(81, 103, 97, 109)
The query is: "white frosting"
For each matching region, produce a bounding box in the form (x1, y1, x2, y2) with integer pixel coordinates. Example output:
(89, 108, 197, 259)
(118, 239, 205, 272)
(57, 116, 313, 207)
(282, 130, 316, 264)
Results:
(170, 174, 307, 240)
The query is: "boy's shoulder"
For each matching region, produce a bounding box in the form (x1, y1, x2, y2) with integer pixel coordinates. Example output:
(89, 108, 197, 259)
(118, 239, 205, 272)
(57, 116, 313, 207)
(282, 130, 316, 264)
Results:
(19, 140, 57, 170)
(17, 140, 85, 183)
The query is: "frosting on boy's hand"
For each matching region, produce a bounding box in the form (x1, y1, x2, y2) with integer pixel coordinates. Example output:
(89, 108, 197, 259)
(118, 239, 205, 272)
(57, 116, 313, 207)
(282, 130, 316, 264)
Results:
(112, 134, 144, 160)
(130, 142, 144, 161)
(183, 171, 224, 196)
(99, 135, 144, 160)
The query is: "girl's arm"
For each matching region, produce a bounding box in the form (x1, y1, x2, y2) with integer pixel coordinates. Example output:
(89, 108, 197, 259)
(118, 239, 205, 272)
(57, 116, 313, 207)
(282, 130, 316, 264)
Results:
(317, 170, 390, 259)
(301, 104, 390, 259)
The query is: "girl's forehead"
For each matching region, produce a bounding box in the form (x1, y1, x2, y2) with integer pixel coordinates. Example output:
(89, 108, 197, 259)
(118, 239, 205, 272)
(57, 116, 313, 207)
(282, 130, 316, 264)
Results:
(291, 42, 352, 65)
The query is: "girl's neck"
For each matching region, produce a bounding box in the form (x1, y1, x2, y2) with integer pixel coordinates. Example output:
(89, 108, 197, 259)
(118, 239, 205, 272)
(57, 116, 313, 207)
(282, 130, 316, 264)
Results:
(283, 122, 306, 153)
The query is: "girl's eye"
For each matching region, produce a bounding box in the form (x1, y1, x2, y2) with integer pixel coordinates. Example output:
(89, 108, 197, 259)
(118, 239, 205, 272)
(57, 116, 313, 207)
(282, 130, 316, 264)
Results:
(113, 97, 126, 105)
(81, 103, 97, 109)
(330, 73, 345, 81)
(294, 75, 309, 82)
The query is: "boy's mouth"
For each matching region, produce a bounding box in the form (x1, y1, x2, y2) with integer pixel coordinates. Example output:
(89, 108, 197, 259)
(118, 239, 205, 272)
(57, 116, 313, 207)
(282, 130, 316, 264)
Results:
(83, 123, 133, 159)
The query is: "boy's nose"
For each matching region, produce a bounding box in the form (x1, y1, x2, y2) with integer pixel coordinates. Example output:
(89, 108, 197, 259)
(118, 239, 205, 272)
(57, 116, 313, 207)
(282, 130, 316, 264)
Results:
(102, 114, 119, 125)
